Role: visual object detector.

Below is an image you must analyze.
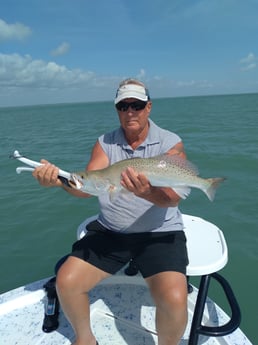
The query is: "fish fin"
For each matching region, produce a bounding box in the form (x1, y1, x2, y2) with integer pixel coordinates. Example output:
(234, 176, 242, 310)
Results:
(119, 188, 134, 200)
(108, 185, 119, 202)
(153, 154, 199, 175)
(172, 187, 191, 199)
(205, 177, 226, 201)
(108, 186, 132, 202)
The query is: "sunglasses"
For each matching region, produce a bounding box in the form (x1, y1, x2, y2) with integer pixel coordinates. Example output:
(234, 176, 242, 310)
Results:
(116, 100, 147, 112)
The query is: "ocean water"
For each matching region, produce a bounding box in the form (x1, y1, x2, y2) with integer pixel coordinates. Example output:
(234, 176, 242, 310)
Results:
(0, 93, 257, 344)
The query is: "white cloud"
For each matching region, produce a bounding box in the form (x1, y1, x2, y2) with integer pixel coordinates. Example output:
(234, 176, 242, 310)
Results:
(50, 42, 70, 57)
(240, 53, 255, 64)
(176, 80, 213, 88)
(177, 80, 195, 87)
(240, 52, 257, 71)
(0, 18, 32, 41)
(241, 63, 256, 71)
(0, 53, 95, 89)
(136, 69, 146, 80)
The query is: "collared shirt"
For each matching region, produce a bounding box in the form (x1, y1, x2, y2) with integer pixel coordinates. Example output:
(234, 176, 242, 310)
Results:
(97, 119, 184, 233)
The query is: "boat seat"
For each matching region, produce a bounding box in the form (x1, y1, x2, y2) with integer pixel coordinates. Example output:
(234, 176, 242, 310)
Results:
(76, 214, 241, 345)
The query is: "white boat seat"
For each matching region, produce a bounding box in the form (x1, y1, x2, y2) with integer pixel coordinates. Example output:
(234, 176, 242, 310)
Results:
(76, 214, 240, 345)
(183, 214, 228, 276)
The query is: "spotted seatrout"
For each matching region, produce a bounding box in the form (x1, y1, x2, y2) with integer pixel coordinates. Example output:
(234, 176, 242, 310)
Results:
(71, 154, 225, 201)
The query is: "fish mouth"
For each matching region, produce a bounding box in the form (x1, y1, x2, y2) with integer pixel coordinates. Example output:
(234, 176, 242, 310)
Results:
(69, 173, 84, 190)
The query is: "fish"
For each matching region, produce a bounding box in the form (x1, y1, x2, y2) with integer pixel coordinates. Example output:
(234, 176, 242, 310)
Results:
(71, 154, 226, 201)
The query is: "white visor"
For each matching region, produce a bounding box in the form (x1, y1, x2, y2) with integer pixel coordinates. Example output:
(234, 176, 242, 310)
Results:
(114, 84, 149, 104)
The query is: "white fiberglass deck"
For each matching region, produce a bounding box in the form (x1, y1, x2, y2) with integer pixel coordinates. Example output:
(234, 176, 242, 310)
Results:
(0, 275, 251, 345)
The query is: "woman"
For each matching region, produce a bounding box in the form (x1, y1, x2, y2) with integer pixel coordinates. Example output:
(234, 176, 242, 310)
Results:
(33, 78, 189, 345)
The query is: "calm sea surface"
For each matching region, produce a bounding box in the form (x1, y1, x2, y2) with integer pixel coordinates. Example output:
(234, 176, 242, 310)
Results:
(1, 94, 257, 343)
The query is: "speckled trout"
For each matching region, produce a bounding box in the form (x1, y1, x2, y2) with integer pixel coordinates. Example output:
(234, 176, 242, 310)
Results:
(71, 155, 225, 201)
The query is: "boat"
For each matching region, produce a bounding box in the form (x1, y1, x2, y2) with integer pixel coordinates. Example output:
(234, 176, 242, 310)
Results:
(0, 214, 253, 345)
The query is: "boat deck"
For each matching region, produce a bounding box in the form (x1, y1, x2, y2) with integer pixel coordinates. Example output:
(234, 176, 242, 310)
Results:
(0, 275, 251, 345)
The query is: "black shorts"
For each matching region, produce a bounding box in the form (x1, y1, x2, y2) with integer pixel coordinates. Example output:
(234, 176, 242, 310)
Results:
(71, 220, 189, 278)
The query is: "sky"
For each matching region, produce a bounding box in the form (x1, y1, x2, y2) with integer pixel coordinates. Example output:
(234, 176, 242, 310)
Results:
(0, 0, 258, 107)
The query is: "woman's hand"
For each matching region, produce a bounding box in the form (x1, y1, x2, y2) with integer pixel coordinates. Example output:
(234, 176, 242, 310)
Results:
(120, 167, 180, 207)
(121, 167, 152, 198)
(32, 159, 63, 187)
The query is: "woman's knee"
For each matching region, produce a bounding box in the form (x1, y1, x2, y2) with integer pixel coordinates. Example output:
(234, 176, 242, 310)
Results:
(160, 287, 187, 311)
(56, 258, 79, 292)
(56, 256, 110, 294)
(147, 272, 188, 310)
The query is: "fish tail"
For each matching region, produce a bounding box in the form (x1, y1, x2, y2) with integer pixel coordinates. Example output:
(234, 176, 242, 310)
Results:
(205, 177, 226, 201)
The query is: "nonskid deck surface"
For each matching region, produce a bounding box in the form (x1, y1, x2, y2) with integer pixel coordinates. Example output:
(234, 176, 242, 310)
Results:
(0, 276, 251, 345)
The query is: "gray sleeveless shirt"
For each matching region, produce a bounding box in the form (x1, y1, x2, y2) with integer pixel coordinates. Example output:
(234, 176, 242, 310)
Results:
(97, 119, 184, 233)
